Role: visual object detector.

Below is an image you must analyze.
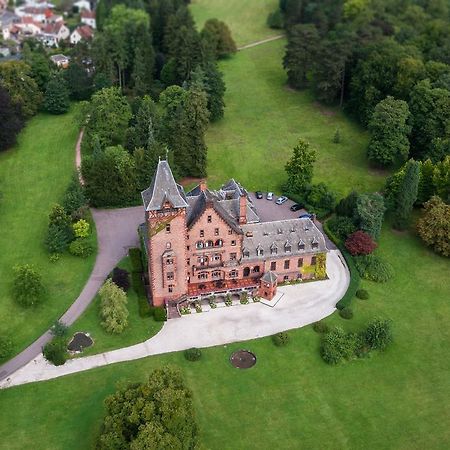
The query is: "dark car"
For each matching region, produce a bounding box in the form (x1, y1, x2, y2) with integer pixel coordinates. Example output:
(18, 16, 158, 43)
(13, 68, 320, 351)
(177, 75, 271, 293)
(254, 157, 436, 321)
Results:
(290, 203, 303, 212)
(255, 191, 263, 199)
(299, 213, 313, 219)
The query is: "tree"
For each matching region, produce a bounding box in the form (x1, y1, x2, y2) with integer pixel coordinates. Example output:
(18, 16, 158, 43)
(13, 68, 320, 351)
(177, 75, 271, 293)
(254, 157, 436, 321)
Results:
(433, 155, 450, 203)
(97, 366, 198, 450)
(355, 193, 386, 240)
(50, 320, 69, 337)
(417, 159, 436, 205)
(0, 86, 24, 152)
(392, 159, 420, 230)
(367, 96, 411, 167)
(345, 230, 377, 255)
(202, 61, 226, 122)
(131, 25, 155, 96)
(285, 139, 316, 194)
(283, 24, 320, 89)
(83, 87, 132, 151)
(23, 48, 51, 90)
(201, 18, 237, 59)
(65, 61, 93, 100)
(43, 337, 67, 366)
(335, 190, 358, 217)
(62, 174, 86, 216)
(44, 74, 70, 115)
(417, 196, 450, 256)
(0, 61, 42, 118)
(12, 264, 45, 307)
(99, 279, 129, 333)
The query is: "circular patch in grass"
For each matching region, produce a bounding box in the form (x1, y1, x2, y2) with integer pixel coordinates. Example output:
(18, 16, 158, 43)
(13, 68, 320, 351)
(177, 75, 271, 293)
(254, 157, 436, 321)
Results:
(230, 350, 256, 369)
(67, 332, 93, 353)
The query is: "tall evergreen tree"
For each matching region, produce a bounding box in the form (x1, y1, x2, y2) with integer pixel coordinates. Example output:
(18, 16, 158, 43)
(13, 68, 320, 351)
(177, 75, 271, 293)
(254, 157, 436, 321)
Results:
(203, 62, 226, 121)
(0, 86, 24, 152)
(417, 159, 436, 205)
(285, 139, 317, 193)
(355, 193, 386, 240)
(392, 159, 420, 230)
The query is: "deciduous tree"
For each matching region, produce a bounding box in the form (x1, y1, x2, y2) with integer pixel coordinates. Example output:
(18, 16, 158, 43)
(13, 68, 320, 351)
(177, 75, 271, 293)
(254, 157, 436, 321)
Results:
(12, 264, 45, 308)
(99, 279, 129, 334)
(285, 139, 316, 194)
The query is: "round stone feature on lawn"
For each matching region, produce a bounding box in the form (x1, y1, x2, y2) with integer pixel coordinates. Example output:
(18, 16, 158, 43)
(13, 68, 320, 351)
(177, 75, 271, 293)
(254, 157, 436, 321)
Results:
(67, 332, 93, 353)
(230, 350, 257, 369)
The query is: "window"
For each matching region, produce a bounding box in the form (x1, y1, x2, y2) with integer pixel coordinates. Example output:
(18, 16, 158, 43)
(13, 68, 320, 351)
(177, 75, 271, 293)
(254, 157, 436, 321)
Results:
(166, 242, 171, 249)
(243, 267, 250, 277)
(166, 258, 173, 265)
(253, 266, 260, 273)
(196, 241, 204, 249)
(270, 261, 276, 271)
(207, 215, 212, 223)
(271, 246, 277, 255)
(256, 247, 263, 256)
(231, 240, 236, 246)
(297, 273, 302, 279)
(285, 244, 291, 253)
(284, 260, 290, 269)
(215, 239, 223, 247)
(243, 249, 250, 258)
(167, 272, 174, 280)
(311, 256, 317, 265)
(168, 284, 174, 293)
(213, 254, 221, 261)
(228, 229, 233, 235)
(187, 258, 190, 265)
(214, 228, 219, 236)
(230, 253, 237, 260)
(187, 245, 190, 251)
(165, 223, 171, 233)
(298, 241, 305, 250)
(200, 229, 204, 238)
(212, 270, 221, 279)
(229, 270, 238, 278)
(312, 242, 319, 249)
(206, 240, 214, 248)
(297, 258, 303, 268)
(284, 275, 289, 281)
(198, 272, 208, 280)
(198, 256, 208, 266)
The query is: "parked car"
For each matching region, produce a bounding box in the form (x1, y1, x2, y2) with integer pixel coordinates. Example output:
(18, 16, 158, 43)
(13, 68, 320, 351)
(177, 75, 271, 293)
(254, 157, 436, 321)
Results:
(266, 192, 273, 200)
(255, 191, 263, 199)
(276, 196, 288, 205)
(290, 203, 304, 211)
(299, 213, 313, 219)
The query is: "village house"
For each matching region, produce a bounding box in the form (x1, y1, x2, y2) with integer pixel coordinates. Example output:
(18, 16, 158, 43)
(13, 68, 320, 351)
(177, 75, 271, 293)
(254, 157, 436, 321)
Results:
(40, 20, 69, 46)
(50, 53, 70, 68)
(141, 160, 328, 314)
(0, 10, 20, 40)
(80, 9, 95, 29)
(70, 24, 93, 45)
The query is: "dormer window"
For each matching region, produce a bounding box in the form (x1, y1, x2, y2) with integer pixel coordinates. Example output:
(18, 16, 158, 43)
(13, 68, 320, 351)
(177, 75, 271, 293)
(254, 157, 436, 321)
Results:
(256, 245, 264, 257)
(284, 241, 291, 253)
(298, 240, 305, 250)
(311, 237, 319, 249)
(270, 243, 277, 255)
(243, 248, 250, 258)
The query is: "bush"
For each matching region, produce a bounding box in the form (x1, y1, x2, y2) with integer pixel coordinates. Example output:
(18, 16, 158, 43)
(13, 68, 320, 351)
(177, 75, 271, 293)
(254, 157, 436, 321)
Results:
(0, 335, 12, 359)
(320, 327, 358, 365)
(153, 306, 167, 322)
(129, 248, 143, 273)
(62, 174, 86, 215)
(312, 321, 329, 333)
(327, 216, 357, 241)
(356, 289, 369, 300)
(364, 318, 393, 350)
(272, 332, 290, 346)
(50, 320, 68, 337)
(339, 307, 354, 319)
(225, 294, 232, 306)
(73, 219, 90, 238)
(240, 292, 249, 304)
(45, 222, 73, 253)
(184, 347, 202, 361)
(99, 279, 129, 334)
(111, 267, 130, 292)
(43, 337, 67, 366)
(70, 205, 90, 222)
(12, 264, 46, 307)
(354, 254, 394, 282)
(335, 249, 361, 310)
(345, 230, 377, 256)
(69, 238, 94, 258)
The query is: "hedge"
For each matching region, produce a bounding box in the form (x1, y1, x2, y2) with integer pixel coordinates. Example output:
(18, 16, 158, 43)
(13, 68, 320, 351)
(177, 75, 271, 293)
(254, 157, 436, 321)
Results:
(323, 219, 361, 310)
(129, 248, 143, 273)
(131, 271, 151, 318)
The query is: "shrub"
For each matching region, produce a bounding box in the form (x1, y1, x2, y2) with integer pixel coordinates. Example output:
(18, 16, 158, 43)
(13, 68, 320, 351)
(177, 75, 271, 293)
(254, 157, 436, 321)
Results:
(12, 264, 45, 307)
(327, 216, 357, 241)
(73, 219, 90, 238)
(364, 318, 393, 350)
(50, 320, 68, 337)
(345, 231, 377, 256)
(312, 321, 329, 333)
(99, 279, 129, 334)
(339, 307, 354, 319)
(184, 347, 202, 361)
(129, 248, 143, 273)
(194, 301, 202, 313)
(321, 327, 358, 365)
(272, 332, 290, 346)
(70, 205, 90, 222)
(69, 238, 94, 258)
(153, 306, 167, 322)
(0, 335, 12, 359)
(111, 267, 130, 292)
(356, 289, 369, 300)
(225, 294, 232, 306)
(45, 223, 73, 253)
(240, 292, 249, 304)
(208, 296, 217, 308)
(49, 253, 60, 263)
(62, 174, 86, 215)
(43, 337, 67, 366)
(354, 254, 394, 282)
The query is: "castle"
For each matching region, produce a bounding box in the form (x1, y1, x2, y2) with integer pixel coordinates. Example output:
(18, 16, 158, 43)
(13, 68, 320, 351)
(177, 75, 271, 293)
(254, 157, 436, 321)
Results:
(141, 160, 328, 314)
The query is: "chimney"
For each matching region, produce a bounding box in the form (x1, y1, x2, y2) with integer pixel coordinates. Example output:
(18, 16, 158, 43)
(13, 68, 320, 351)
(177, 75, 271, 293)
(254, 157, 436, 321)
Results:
(239, 194, 247, 225)
(199, 180, 207, 192)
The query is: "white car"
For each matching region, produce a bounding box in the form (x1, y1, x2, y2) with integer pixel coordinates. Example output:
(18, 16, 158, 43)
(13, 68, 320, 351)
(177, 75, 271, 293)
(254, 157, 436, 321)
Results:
(266, 192, 273, 200)
(276, 196, 288, 205)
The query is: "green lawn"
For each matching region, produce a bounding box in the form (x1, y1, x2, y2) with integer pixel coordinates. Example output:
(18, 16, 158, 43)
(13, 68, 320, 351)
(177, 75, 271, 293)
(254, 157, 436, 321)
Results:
(204, 39, 385, 197)
(68, 257, 162, 357)
(190, 0, 280, 46)
(0, 226, 449, 449)
(0, 108, 96, 359)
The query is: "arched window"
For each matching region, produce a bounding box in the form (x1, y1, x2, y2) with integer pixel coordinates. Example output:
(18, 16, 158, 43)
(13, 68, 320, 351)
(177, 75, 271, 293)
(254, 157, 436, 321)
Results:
(215, 239, 223, 247)
(206, 240, 214, 248)
(253, 266, 260, 273)
(243, 267, 250, 277)
(196, 241, 204, 249)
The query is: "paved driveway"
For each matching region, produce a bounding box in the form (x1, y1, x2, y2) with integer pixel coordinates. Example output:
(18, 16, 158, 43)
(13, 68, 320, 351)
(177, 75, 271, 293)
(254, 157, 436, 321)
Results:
(0, 250, 349, 388)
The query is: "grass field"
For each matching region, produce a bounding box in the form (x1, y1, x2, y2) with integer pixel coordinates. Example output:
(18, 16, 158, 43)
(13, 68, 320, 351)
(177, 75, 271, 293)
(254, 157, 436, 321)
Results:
(190, 0, 280, 46)
(0, 225, 449, 449)
(0, 108, 96, 359)
(68, 257, 162, 357)
(204, 39, 385, 197)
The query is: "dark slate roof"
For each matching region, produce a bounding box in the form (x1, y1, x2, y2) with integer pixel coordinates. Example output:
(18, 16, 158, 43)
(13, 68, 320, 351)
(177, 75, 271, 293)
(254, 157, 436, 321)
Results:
(141, 160, 188, 211)
(261, 271, 277, 284)
(241, 218, 328, 262)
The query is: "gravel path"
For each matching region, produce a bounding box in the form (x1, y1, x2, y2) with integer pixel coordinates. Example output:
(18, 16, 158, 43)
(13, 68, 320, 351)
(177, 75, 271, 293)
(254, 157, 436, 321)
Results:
(0, 250, 349, 389)
(238, 34, 284, 50)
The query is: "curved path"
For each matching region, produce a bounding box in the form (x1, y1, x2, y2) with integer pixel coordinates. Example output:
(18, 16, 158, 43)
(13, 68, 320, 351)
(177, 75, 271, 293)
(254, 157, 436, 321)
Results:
(0, 207, 144, 382)
(0, 250, 349, 388)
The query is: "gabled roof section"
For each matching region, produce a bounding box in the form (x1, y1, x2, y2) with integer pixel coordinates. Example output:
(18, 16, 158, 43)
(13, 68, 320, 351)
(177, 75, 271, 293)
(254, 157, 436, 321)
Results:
(141, 160, 188, 211)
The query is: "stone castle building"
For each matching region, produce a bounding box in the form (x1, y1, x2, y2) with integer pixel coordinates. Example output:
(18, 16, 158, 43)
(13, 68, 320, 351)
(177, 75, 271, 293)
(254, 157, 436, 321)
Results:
(141, 160, 328, 311)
